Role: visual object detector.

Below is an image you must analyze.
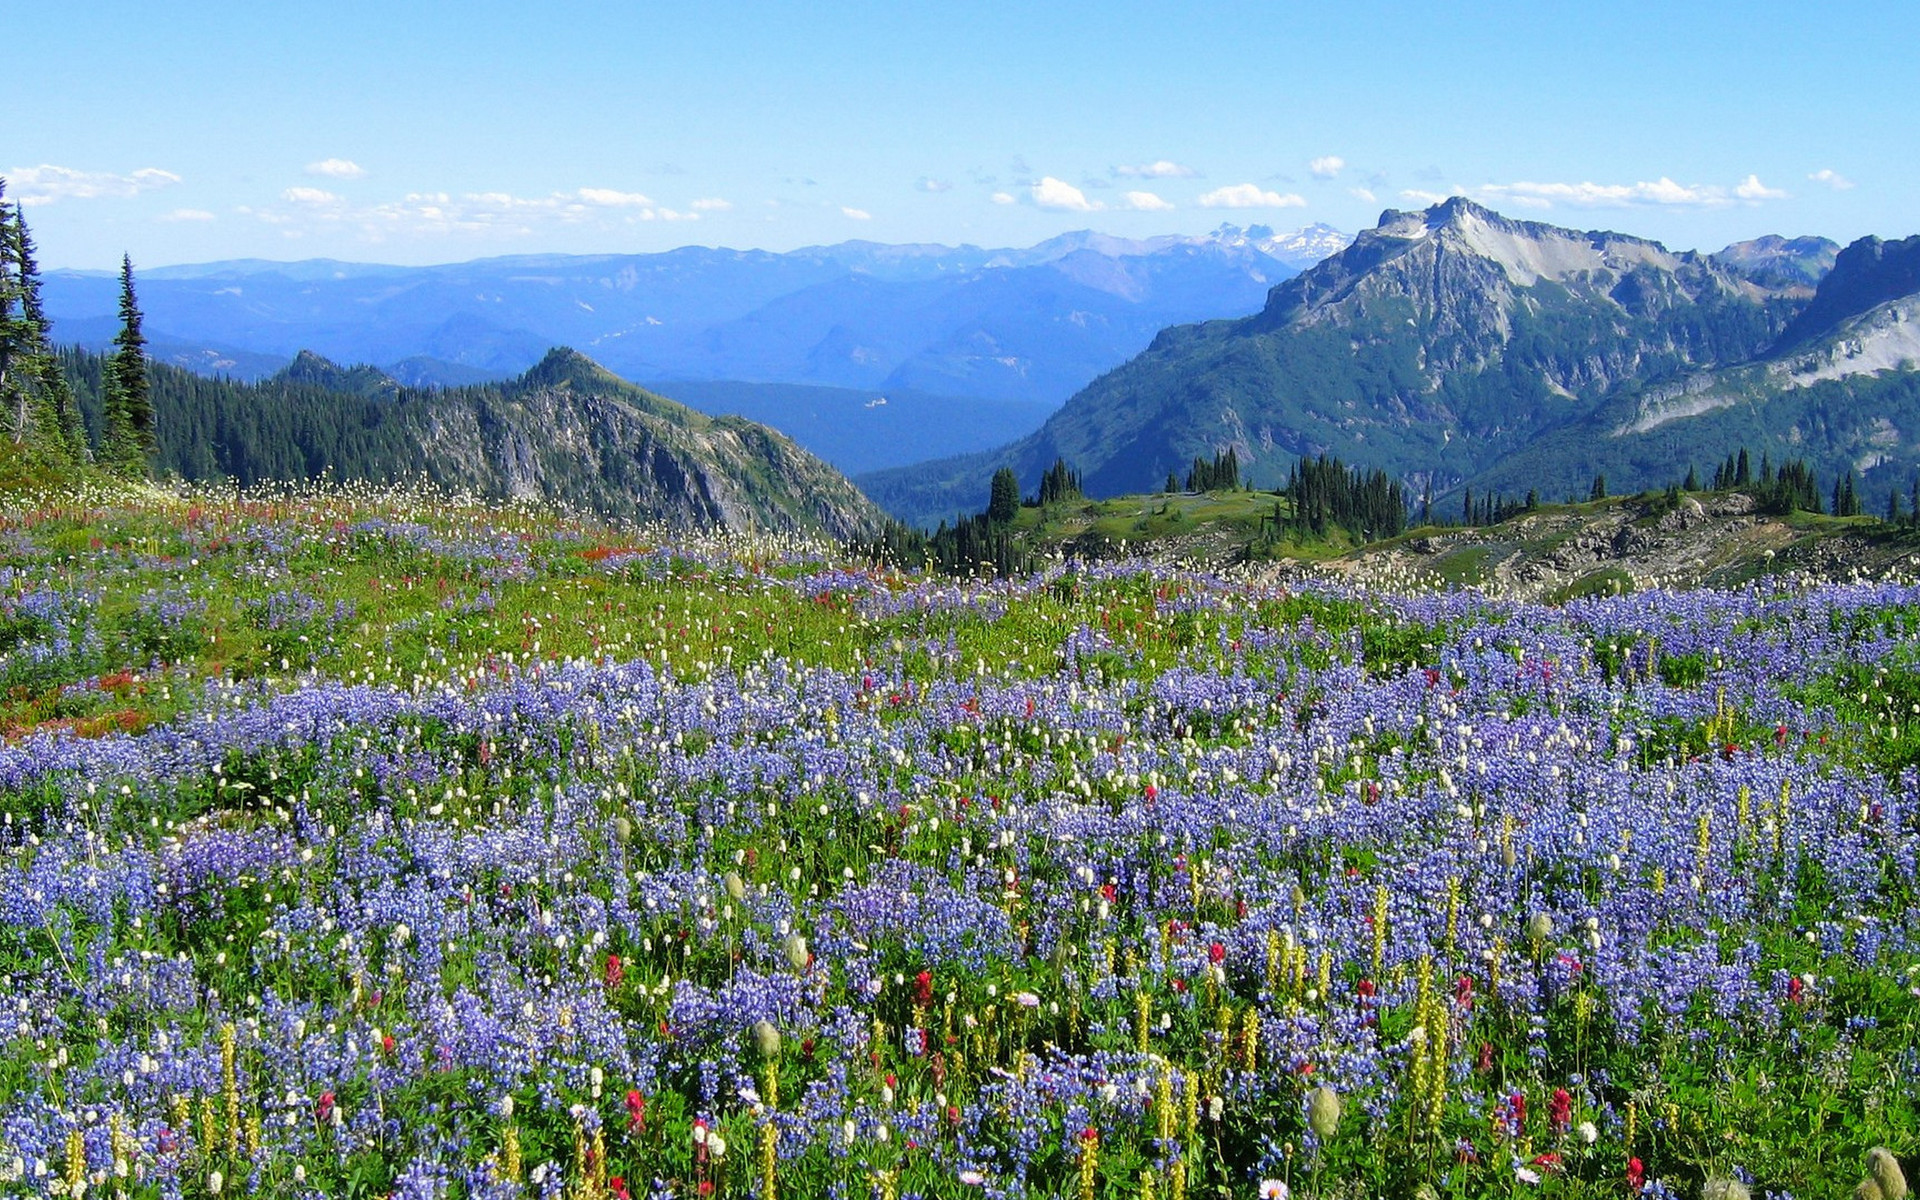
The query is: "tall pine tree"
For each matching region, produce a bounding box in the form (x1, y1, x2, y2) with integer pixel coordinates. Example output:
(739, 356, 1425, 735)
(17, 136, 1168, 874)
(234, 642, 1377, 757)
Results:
(102, 255, 154, 473)
(6, 197, 84, 458)
(0, 182, 83, 464)
(0, 182, 31, 442)
(985, 466, 1019, 525)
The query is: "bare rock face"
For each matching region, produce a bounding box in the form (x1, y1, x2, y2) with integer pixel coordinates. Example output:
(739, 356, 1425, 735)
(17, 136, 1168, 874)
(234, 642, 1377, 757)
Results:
(410, 349, 889, 541)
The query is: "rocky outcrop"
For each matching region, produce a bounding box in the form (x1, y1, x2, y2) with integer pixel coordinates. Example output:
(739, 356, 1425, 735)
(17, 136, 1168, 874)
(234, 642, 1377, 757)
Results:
(408, 349, 890, 540)
(257, 348, 890, 541)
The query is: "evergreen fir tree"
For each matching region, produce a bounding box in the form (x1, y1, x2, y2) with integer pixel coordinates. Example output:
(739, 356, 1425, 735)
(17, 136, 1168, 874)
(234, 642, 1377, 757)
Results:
(0, 187, 25, 432)
(1683, 465, 1699, 491)
(103, 254, 154, 473)
(6, 200, 83, 458)
(985, 466, 1019, 525)
(0, 184, 82, 462)
(1589, 475, 1607, 501)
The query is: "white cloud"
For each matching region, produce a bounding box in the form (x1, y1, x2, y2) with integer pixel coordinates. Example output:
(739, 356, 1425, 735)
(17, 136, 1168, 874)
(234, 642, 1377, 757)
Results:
(6, 164, 180, 205)
(577, 187, 653, 207)
(1031, 176, 1101, 212)
(1349, 187, 1377, 204)
(158, 208, 216, 223)
(253, 188, 667, 239)
(305, 158, 366, 179)
(841, 206, 872, 220)
(236, 184, 768, 241)
(1400, 188, 1461, 206)
(1119, 191, 1174, 212)
(917, 177, 953, 193)
(1113, 160, 1198, 179)
(1809, 168, 1854, 191)
(1473, 175, 1790, 210)
(1308, 156, 1345, 179)
(1198, 183, 1306, 209)
(989, 191, 1016, 205)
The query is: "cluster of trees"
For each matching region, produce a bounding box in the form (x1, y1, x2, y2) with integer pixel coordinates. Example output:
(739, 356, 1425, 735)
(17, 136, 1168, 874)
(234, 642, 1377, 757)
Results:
(55, 347, 430, 486)
(1173, 448, 1241, 493)
(866, 457, 1089, 575)
(985, 458, 1086, 523)
(1708, 449, 1757, 490)
(0, 183, 153, 474)
(1036, 457, 1083, 506)
(864, 509, 1031, 578)
(1450, 485, 1538, 527)
(1884, 478, 1920, 527)
(1692, 446, 1840, 516)
(1279, 454, 1407, 540)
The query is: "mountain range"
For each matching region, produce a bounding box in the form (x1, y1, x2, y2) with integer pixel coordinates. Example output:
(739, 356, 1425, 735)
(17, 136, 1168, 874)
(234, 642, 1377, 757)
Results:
(39, 202, 1920, 543)
(40, 224, 1347, 467)
(860, 199, 1920, 527)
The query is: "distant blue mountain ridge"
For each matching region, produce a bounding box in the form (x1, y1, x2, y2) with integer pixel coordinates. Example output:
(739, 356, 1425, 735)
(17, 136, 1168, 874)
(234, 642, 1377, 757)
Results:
(41, 223, 1346, 475)
(42, 223, 1346, 391)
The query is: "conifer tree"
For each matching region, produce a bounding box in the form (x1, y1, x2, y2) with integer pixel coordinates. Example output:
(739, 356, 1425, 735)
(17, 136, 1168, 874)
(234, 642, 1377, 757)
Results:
(985, 466, 1019, 525)
(6, 200, 83, 458)
(102, 255, 154, 473)
(0, 183, 30, 440)
(0, 183, 83, 462)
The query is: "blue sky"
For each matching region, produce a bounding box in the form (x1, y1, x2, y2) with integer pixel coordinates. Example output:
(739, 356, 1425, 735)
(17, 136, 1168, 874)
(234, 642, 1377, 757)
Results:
(13, 0, 1916, 268)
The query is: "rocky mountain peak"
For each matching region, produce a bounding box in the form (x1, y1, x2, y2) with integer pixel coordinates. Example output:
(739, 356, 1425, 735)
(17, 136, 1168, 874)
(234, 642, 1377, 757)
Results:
(520, 345, 621, 391)
(1713, 234, 1839, 290)
(1351, 198, 1684, 288)
(1778, 233, 1920, 350)
(274, 350, 401, 400)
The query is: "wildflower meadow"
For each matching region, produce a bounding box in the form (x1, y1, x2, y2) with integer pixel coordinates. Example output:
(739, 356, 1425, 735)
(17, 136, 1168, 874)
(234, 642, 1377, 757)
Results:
(0, 482, 1914, 1200)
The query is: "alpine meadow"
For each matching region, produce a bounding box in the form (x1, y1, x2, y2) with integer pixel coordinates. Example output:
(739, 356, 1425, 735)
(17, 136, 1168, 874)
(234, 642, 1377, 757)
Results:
(7, 3, 1920, 1199)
